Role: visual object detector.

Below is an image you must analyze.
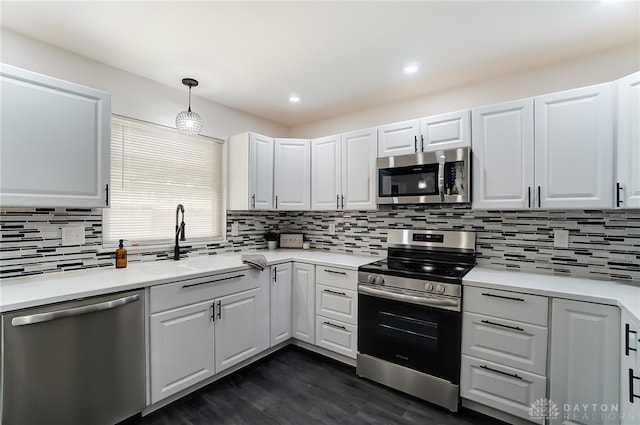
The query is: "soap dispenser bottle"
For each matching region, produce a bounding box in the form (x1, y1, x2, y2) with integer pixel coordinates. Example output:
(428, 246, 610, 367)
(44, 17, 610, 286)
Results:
(115, 239, 128, 268)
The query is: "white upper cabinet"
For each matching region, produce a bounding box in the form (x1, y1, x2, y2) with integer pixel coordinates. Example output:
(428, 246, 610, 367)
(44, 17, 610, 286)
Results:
(473, 82, 615, 210)
(420, 110, 471, 152)
(535, 82, 614, 209)
(311, 128, 377, 211)
(0, 64, 111, 208)
(377, 119, 420, 157)
(472, 99, 534, 210)
(377, 112, 471, 158)
(341, 128, 377, 210)
(311, 135, 342, 210)
(616, 71, 640, 208)
(228, 132, 274, 210)
(274, 138, 311, 210)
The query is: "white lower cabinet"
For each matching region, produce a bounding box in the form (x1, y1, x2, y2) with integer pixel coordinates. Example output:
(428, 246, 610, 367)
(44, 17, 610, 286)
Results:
(314, 265, 358, 359)
(461, 285, 548, 424)
(549, 299, 621, 425)
(292, 263, 316, 344)
(149, 269, 269, 404)
(621, 308, 640, 424)
(149, 300, 215, 404)
(270, 263, 293, 347)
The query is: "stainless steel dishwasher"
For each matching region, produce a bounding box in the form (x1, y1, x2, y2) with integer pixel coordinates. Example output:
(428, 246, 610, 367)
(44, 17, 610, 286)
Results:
(1, 289, 145, 425)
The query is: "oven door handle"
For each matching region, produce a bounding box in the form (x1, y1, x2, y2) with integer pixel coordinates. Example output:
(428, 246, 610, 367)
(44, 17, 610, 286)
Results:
(358, 285, 459, 310)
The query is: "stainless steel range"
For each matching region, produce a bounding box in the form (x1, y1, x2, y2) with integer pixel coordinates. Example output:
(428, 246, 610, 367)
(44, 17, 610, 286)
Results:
(357, 229, 476, 412)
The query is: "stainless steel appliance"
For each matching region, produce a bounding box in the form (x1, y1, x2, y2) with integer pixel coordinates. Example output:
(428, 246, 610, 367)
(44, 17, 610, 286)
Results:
(357, 229, 476, 412)
(376, 147, 471, 205)
(1, 289, 145, 425)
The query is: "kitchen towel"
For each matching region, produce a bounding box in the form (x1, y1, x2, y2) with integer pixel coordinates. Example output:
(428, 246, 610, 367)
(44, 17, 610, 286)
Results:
(241, 253, 267, 271)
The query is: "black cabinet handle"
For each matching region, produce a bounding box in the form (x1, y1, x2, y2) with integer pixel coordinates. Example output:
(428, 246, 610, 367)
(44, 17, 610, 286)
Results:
(480, 365, 523, 380)
(537, 186, 541, 208)
(105, 184, 109, 206)
(182, 274, 245, 288)
(323, 289, 347, 296)
(324, 269, 347, 275)
(211, 303, 215, 322)
(630, 368, 640, 403)
(251, 194, 256, 209)
(527, 186, 531, 208)
(481, 292, 525, 302)
(341, 195, 345, 209)
(275, 195, 278, 209)
(481, 319, 524, 332)
(337, 194, 340, 209)
(617, 182, 624, 207)
(626, 323, 638, 356)
(323, 321, 346, 331)
(216, 301, 222, 320)
(273, 266, 277, 283)
(414, 135, 418, 152)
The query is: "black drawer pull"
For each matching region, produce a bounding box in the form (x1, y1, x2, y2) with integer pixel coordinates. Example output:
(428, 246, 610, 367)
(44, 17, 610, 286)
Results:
(182, 274, 245, 288)
(324, 269, 347, 275)
(481, 292, 525, 302)
(631, 369, 640, 403)
(480, 365, 523, 380)
(323, 289, 347, 296)
(323, 321, 346, 331)
(626, 323, 638, 356)
(217, 301, 222, 320)
(481, 319, 524, 332)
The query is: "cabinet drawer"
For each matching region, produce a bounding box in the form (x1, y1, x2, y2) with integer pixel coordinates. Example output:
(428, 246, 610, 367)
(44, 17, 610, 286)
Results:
(461, 355, 546, 424)
(316, 266, 357, 291)
(316, 284, 357, 325)
(150, 268, 263, 314)
(464, 286, 548, 326)
(462, 312, 547, 375)
(315, 316, 357, 359)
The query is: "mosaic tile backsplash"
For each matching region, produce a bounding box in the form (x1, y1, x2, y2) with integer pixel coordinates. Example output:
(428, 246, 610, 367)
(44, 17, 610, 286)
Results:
(1, 206, 639, 283)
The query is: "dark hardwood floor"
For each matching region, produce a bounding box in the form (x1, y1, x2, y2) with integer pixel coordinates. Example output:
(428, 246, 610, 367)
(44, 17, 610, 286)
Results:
(137, 347, 506, 425)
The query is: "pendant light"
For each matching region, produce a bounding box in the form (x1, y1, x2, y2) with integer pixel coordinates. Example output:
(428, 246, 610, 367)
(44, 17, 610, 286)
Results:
(175, 78, 203, 135)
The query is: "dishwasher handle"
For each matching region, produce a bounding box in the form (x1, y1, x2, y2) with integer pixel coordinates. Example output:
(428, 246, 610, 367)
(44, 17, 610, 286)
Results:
(11, 294, 140, 327)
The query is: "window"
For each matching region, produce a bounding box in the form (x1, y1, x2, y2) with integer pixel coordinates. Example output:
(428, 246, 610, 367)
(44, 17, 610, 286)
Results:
(104, 116, 225, 246)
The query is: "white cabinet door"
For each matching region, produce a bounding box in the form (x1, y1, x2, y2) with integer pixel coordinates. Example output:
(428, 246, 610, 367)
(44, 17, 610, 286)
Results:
(472, 99, 534, 210)
(292, 263, 316, 344)
(616, 71, 640, 209)
(0, 64, 110, 208)
(549, 299, 620, 425)
(341, 128, 377, 210)
(215, 286, 269, 373)
(250, 133, 275, 209)
(274, 138, 310, 210)
(420, 110, 471, 152)
(270, 263, 292, 347)
(311, 135, 341, 210)
(535, 83, 614, 209)
(377, 119, 420, 158)
(149, 300, 215, 404)
(621, 308, 640, 424)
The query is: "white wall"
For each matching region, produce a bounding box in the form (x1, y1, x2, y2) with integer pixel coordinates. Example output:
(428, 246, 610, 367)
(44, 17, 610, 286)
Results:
(0, 29, 289, 140)
(290, 43, 640, 138)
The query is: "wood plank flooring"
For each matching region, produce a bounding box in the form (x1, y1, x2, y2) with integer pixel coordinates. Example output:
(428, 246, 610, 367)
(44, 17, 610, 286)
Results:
(137, 347, 506, 425)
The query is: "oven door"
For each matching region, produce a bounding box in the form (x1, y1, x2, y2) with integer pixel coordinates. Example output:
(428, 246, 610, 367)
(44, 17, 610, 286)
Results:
(358, 290, 462, 384)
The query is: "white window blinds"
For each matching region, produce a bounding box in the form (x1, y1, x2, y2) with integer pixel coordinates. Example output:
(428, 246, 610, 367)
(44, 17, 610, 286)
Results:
(104, 116, 225, 245)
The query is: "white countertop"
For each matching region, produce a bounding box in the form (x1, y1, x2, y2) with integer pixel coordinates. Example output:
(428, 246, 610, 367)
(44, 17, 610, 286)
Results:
(464, 267, 640, 321)
(0, 250, 379, 313)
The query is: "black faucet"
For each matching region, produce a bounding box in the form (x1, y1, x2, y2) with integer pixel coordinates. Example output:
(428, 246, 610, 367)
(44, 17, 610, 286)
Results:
(174, 204, 186, 260)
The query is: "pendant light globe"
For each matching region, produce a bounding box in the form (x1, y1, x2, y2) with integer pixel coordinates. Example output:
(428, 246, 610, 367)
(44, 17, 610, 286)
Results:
(176, 78, 203, 135)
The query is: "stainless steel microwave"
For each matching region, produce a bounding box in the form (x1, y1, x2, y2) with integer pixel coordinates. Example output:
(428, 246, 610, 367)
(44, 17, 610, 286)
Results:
(376, 147, 471, 205)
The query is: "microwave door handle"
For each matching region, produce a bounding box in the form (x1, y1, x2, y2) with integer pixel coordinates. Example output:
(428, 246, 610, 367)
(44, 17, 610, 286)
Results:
(438, 155, 445, 201)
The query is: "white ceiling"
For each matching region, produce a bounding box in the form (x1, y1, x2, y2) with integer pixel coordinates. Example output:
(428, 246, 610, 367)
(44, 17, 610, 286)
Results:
(1, 1, 639, 127)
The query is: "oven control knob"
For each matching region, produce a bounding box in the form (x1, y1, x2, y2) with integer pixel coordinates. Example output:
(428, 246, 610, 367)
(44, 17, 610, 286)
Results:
(436, 284, 446, 294)
(374, 275, 385, 285)
(367, 274, 375, 284)
(425, 282, 434, 292)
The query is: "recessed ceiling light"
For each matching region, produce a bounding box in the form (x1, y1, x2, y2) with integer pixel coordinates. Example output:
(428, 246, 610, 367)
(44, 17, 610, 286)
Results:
(289, 95, 300, 103)
(404, 65, 418, 74)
